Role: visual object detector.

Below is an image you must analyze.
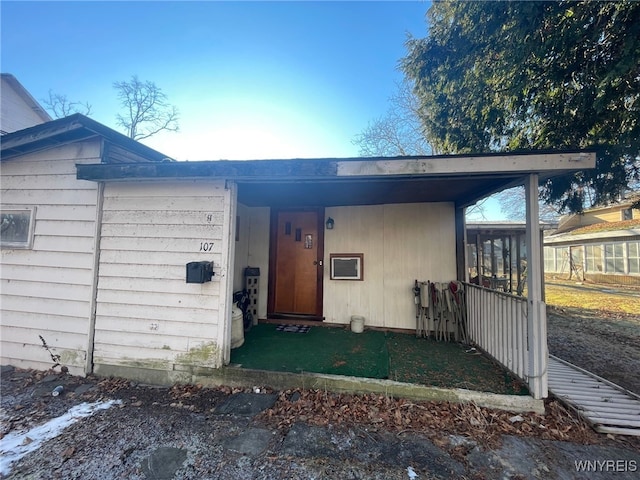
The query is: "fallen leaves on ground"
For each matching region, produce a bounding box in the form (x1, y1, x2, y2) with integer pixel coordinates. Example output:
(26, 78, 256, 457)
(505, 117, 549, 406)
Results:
(61, 446, 75, 460)
(257, 389, 602, 450)
(3, 367, 640, 461)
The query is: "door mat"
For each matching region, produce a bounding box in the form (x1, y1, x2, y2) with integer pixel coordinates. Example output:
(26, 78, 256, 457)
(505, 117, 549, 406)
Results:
(276, 325, 311, 334)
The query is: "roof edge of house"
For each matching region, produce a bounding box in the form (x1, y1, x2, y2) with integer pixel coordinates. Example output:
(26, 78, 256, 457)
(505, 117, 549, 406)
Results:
(545, 228, 640, 244)
(0, 113, 171, 163)
(1, 73, 52, 124)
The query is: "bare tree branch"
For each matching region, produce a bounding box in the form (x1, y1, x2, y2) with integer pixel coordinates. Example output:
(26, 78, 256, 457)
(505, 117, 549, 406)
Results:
(494, 187, 560, 223)
(114, 75, 179, 140)
(42, 90, 92, 118)
(352, 79, 432, 157)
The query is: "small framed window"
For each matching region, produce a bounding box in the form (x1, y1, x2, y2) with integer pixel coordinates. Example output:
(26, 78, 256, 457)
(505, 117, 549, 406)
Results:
(1, 207, 36, 249)
(330, 253, 364, 281)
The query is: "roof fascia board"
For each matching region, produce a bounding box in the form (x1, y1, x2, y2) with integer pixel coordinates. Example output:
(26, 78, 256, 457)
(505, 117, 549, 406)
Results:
(69, 115, 169, 162)
(545, 229, 640, 244)
(0, 120, 86, 152)
(468, 222, 557, 231)
(1, 113, 169, 163)
(77, 159, 339, 181)
(577, 198, 638, 214)
(337, 152, 596, 178)
(76, 151, 596, 183)
(0, 125, 100, 161)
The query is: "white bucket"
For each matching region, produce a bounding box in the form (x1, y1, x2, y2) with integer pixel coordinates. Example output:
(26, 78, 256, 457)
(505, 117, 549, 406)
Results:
(350, 315, 365, 334)
(231, 306, 244, 349)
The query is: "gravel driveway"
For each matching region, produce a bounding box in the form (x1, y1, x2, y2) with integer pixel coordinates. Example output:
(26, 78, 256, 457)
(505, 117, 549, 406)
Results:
(546, 281, 640, 395)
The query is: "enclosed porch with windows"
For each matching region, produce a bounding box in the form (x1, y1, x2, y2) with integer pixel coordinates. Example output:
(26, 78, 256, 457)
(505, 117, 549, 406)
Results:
(466, 222, 556, 295)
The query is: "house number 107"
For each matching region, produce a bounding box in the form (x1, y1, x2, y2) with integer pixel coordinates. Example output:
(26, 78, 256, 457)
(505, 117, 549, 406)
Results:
(200, 242, 214, 252)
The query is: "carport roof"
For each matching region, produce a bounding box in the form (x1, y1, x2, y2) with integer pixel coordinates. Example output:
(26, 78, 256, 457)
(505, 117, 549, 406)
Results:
(76, 151, 596, 209)
(1, 113, 596, 209)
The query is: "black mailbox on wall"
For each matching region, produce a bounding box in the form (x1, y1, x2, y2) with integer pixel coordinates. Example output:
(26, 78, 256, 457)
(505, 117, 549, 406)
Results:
(186, 261, 214, 283)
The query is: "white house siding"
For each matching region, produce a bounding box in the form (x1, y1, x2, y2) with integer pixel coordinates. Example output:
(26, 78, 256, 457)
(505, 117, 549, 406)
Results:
(0, 142, 101, 374)
(93, 180, 233, 379)
(323, 203, 456, 329)
(0, 76, 48, 133)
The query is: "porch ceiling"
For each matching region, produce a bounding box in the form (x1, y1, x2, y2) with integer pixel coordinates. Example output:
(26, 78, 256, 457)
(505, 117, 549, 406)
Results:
(236, 174, 520, 208)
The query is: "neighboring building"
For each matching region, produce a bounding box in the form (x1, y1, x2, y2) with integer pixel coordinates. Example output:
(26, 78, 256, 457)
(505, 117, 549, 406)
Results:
(466, 222, 557, 295)
(0, 74, 51, 134)
(553, 195, 639, 233)
(2, 104, 596, 400)
(544, 196, 640, 285)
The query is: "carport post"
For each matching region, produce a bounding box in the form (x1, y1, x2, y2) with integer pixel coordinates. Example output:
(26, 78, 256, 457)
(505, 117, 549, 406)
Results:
(525, 173, 548, 399)
(455, 206, 468, 282)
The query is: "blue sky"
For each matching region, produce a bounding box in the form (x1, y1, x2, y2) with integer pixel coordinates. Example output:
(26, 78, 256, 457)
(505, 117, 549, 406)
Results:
(1, 1, 431, 161)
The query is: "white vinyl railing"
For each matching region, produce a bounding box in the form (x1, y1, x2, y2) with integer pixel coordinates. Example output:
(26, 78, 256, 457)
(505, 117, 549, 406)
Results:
(464, 282, 529, 384)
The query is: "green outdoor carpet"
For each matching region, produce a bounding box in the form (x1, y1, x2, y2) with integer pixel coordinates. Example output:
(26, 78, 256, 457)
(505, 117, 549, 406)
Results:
(230, 324, 529, 395)
(230, 324, 390, 379)
(386, 332, 529, 395)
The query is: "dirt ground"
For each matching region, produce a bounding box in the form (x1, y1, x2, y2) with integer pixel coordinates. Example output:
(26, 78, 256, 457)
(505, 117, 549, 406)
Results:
(1, 279, 639, 479)
(545, 280, 640, 395)
(1, 367, 639, 480)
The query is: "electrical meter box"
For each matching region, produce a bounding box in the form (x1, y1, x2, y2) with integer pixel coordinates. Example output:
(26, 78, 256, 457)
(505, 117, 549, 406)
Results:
(186, 261, 214, 283)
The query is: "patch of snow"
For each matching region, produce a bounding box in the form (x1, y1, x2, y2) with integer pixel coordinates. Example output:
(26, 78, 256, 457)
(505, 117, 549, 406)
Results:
(0, 399, 121, 476)
(407, 465, 418, 479)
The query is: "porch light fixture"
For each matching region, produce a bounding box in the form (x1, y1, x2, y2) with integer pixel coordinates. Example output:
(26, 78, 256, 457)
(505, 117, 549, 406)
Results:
(325, 217, 334, 230)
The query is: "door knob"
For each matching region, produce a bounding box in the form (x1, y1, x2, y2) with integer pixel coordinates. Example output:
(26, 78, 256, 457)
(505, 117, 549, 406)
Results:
(314, 260, 323, 266)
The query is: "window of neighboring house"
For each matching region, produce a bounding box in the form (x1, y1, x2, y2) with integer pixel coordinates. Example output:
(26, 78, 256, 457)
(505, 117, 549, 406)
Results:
(621, 208, 633, 221)
(0, 208, 36, 249)
(628, 241, 640, 274)
(555, 246, 569, 273)
(604, 243, 625, 274)
(544, 246, 555, 272)
(585, 244, 603, 273)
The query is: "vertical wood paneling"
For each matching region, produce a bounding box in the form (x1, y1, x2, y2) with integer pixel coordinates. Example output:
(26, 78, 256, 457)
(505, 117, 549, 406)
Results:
(232, 205, 270, 321)
(247, 208, 270, 319)
(320, 203, 455, 329)
(242, 203, 456, 328)
(0, 142, 101, 375)
(93, 180, 229, 370)
(322, 205, 385, 326)
(234, 203, 250, 292)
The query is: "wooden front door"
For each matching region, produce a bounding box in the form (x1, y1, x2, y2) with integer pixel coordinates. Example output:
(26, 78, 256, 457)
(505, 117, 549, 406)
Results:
(268, 209, 324, 319)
